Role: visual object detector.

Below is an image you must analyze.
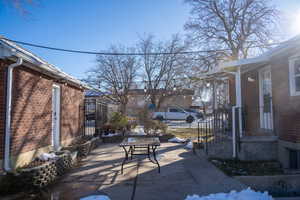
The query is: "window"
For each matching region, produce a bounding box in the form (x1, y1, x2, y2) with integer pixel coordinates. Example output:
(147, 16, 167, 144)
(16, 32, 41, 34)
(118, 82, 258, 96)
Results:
(289, 149, 300, 169)
(169, 108, 184, 113)
(289, 57, 300, 96)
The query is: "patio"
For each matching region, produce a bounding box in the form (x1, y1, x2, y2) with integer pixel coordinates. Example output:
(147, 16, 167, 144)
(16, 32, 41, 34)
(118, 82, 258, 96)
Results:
(41, 142, 246, 200)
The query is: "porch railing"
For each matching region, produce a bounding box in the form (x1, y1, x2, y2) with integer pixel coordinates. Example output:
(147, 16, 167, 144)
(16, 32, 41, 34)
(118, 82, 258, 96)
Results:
(197, 107, 233, 154)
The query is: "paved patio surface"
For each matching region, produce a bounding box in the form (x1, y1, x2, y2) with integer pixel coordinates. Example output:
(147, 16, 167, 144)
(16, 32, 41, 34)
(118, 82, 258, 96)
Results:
(47, 142, 246, 200)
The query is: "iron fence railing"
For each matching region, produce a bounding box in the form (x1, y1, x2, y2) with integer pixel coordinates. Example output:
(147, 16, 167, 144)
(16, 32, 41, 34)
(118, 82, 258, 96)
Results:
(197, 107, 233, 154)
(198, 105, 276, 157)
(83, 98, 108, 136)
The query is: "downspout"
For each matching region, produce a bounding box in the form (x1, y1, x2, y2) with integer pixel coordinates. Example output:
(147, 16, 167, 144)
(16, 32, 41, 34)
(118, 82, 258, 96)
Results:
(224, 68, 242, 158)
(235, 67, 243, 137)
(4, 58, 23, 171)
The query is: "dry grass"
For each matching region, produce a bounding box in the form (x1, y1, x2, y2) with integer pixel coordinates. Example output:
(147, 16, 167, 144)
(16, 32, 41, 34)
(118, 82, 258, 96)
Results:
(167, 128, 211, 139)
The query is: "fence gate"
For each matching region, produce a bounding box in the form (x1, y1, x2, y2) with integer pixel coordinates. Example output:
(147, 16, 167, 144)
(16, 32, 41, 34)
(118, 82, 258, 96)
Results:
(83, 98, 108, 136)
(198, 108, 234, 157)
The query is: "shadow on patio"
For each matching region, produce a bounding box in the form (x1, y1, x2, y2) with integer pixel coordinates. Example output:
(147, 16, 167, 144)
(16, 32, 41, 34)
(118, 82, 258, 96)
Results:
(24, 142, 245, 200)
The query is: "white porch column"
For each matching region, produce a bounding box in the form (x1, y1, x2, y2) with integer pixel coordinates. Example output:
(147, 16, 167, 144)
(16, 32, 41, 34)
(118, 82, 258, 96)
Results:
(235, 67, 243, 137)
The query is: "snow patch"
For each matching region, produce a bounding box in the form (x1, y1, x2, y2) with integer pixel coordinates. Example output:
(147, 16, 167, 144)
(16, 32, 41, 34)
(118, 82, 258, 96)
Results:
(185, 188, 273, 200)
(168, 137, 186, 143)
(102, 132, 121, 137)
(39, 153, 59, 161)
(185, 141, 193, 149)
(80, 195, 111, 200)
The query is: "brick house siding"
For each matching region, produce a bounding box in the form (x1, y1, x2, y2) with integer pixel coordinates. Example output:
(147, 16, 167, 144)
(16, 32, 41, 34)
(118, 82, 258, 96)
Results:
(270, 55, 300, 143)
(233, 50, 300, 142)
(241, 70, 261, 136)
(0, 60, 8, 160)
(0, 59, 84, 165)
(60, 84, 84, 142)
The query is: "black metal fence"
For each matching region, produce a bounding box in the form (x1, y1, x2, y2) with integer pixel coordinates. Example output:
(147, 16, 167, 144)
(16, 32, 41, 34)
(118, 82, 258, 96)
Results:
(197, 107, 238, 155)
(83, 98, 108, 136)
(198, 105, 275, 158)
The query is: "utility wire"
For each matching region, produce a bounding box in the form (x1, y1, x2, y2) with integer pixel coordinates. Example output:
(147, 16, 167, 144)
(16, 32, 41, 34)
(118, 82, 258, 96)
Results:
(2, 37, 282, 56)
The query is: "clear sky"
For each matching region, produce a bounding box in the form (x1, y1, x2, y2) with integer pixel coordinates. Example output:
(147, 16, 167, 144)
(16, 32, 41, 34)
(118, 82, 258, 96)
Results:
(1, 0, 300, 79)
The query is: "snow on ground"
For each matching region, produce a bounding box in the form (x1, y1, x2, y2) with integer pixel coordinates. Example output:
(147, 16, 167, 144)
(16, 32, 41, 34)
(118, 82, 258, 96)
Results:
(185, 141, 193, 149)
(134, 126, 147, 135)
(101, 133, 122, 137)
(80, 195, 111, 200)
(185, 188, 273, 200)
(168, 137, 186, 143)
(39, 153, 59, 161)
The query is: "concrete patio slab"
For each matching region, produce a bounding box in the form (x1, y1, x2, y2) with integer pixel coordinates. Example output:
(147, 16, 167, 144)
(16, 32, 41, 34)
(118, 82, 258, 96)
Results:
(45, 142, 246, 200)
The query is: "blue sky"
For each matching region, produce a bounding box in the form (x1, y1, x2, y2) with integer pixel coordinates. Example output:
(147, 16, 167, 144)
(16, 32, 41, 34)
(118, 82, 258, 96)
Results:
(1, 0, 300, 79)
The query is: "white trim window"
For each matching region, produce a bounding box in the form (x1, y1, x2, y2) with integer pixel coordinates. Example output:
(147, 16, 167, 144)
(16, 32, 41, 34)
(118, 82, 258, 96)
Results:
(289, 57, 300, 96)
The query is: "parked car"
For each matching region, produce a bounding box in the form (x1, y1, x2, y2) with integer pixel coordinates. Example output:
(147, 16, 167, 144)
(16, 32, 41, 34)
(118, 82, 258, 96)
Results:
(184, 108, 204, 120)
(152, 107, 201, 122)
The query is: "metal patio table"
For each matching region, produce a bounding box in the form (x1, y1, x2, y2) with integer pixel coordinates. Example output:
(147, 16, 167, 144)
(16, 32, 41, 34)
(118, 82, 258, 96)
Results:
(119, 137, 161, 174)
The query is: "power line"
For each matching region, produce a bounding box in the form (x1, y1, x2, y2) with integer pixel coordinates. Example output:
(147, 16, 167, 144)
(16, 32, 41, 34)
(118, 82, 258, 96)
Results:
(2, 37, 282, 56)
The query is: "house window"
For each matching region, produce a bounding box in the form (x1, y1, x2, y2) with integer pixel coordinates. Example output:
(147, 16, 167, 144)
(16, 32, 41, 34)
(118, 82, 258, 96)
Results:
(289, 149, 300, 169)
(289, 58, 300, 96)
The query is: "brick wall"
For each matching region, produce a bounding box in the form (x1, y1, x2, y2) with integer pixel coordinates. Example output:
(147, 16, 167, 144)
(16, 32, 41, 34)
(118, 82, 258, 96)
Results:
(241, 70, 260, 136)
(60, 84, 84, 142)
(0, 60, 9, 160)
(271, 55, 300, 143)
(0, 62, 84, 158)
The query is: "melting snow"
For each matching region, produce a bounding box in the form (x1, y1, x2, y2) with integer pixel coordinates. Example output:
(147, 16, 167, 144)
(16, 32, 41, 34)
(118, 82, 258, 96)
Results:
(39, 153, 59, 161)
(185, 141, 193, 149)
(80, 195, 111, 200)
(185, 188, 273, 200)
(168, 137, 186, 143)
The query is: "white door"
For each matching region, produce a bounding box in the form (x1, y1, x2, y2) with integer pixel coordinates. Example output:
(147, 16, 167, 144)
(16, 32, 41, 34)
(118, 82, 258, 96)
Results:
(259, 66, 273, 130)
(52, 85, 61, 150)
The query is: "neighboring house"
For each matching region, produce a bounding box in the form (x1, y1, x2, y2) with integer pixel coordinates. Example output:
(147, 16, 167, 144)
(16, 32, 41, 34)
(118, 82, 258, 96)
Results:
(126, 89, 194, 116)
(0, 37, 89, 171)
(211, 35, 300, 169)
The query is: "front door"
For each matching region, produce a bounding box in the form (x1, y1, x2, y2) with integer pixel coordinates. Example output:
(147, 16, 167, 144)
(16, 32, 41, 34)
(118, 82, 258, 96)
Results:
(52, 85, 61, 150)
(259, 66, 273, 130)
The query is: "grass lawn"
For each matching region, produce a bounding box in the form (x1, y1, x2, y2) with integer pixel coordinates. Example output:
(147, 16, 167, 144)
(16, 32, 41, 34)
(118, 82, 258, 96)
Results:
(167, 128, 211, 139)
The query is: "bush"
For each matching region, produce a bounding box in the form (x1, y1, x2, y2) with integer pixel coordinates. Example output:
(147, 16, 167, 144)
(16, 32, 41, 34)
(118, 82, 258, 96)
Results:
(109, 112, 128, 130)
(137, 107, 167, 135)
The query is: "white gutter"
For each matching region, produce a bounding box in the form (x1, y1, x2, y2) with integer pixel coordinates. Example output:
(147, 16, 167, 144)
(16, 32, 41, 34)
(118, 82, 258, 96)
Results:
(232, 106, 237, 158)
(4, 58, 23, 171)
(235, 68, 243, 137)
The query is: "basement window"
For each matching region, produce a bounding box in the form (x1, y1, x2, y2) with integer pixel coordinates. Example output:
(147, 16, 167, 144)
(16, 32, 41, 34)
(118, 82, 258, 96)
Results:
(289, 149, 300, 169)
(289, 57, 300, 96)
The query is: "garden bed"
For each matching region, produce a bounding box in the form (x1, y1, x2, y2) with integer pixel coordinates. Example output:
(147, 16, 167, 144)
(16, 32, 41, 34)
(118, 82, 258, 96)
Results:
(0, 136, 100, 196)
(209, 158, 300, 197)
(209, 158, 284, 176)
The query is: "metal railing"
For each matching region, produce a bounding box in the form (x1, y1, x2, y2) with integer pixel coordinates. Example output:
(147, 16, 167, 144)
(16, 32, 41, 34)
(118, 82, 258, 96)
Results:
(83, 98, 108, 136)
(197, 107, 233, 154)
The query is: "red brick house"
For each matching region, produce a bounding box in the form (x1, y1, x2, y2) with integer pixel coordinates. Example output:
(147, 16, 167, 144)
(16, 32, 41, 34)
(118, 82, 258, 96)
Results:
(212, 35, 300, 169)
(0, 37, 89, 171)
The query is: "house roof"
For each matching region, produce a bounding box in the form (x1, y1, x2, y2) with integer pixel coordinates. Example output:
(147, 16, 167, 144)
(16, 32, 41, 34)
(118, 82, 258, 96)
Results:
(0, 36, 91, 89)
(220, 34, 300, 71)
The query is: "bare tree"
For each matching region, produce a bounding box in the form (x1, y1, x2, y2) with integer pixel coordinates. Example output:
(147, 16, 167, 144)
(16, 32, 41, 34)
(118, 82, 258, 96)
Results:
(184, 0, 280, 63)
(138, 34, 189, 111)
(85, 46, 140, 114)
(3, 0, 37, 15)
(183, 0, 280, 110)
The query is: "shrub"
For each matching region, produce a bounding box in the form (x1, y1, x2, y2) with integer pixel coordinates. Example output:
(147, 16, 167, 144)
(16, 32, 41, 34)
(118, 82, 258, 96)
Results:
(109, 112, 128, 130)
(137, 107, 167, 135)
